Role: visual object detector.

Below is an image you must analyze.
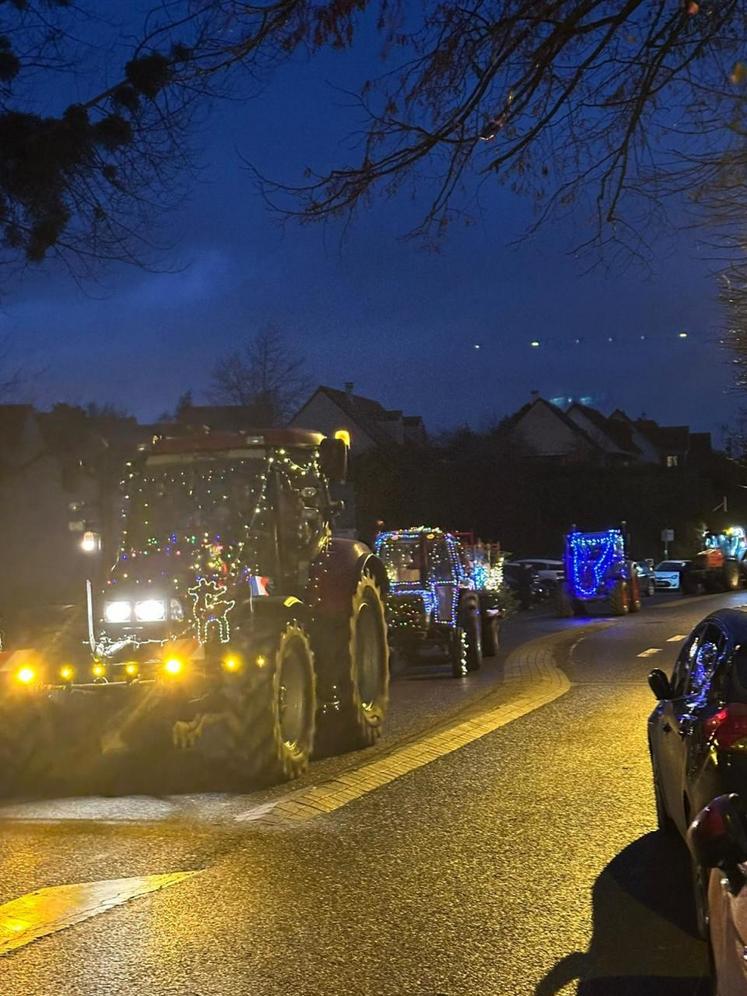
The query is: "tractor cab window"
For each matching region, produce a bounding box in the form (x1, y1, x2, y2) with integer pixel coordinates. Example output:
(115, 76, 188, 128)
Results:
(429, 539, 454, 582)
(379, 538, 423, 584)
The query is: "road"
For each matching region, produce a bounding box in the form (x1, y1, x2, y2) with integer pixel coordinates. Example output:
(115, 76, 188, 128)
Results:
(1, 591, 743, 995)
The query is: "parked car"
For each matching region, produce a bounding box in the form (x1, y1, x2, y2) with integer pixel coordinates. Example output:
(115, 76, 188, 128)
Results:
(648, 610, 747, 935)
(512, 558, 564, 587)
(654, 559, 689, 591)
(503, 562, 545, 608)
(688, 793, 747, 993)
(634, 560, 656, 597)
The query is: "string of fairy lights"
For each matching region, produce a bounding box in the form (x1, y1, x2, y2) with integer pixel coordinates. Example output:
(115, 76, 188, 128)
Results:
(471, 331, 692, 351)
(113, 448, 323, 593)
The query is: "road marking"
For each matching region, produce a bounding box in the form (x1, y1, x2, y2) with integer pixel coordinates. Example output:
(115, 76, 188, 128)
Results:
(0, 872, 197, 957)
(637, 648, 661, 658)
(667, 634, 688, 643)
(236, 626, 584, 827)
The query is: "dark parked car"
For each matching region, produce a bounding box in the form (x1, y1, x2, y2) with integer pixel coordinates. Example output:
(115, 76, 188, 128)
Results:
(634, 560, 656, 597)
(503, 562, 545, 608)
(688, 793, 747, 994)
(648, 610, 747, 839)
(648, 610, 747, 936)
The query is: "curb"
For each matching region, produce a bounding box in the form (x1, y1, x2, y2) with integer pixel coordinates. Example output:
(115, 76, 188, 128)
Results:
(237, 622, 608, 828)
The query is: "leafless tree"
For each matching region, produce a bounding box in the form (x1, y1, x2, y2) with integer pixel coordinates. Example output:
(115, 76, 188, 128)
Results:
(4, 1, 747, 273)
(209, 324, 312, 425)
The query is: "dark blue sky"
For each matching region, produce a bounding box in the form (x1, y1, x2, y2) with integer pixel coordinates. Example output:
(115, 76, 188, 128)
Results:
(0, 11, 740, 438)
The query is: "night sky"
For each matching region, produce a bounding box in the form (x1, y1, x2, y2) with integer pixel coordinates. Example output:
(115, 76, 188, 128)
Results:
(0, 5, 739, 438)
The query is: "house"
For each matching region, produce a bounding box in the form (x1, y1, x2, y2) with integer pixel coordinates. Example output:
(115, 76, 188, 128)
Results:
(288, 385, 426, 452)
(502, 395, 712, 467)
(501, 396, 603, 463)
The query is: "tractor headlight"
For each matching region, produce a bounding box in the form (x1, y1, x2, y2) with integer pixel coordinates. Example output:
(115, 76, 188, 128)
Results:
(104, 600, 132, 624)
(134, 598, 167, 622)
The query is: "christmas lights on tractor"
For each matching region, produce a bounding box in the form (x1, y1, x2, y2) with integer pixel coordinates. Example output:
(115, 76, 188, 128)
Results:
(0, 427, 389, 793)
(556, 526, 642, 618)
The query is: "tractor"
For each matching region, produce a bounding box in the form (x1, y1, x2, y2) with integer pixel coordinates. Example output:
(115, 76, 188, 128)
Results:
(681, 526, 747, 595)
(0, 428, 390, 793)
(374, 527, 504, 678)
(556, 527, 641, 617)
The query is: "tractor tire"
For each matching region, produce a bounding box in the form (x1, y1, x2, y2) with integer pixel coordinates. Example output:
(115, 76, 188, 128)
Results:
(555, 584, 576, 618)
(463, 609, 482, 672)
(609, 580, 629, 616)
(173, 621, 317, 787)
(681, 570, 700, 596)
(723, 561, 740, 591)
(628, 581, 642, 614)
(481, 614, 500, 658)
(313, 571, 389, 754)
(449, 625, 469, 678)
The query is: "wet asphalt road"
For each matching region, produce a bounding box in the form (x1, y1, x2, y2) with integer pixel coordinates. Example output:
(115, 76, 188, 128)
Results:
(2, 591, 745, 995)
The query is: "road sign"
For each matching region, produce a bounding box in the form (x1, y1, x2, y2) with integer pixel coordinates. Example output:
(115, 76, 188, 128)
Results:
(661, 529, 674, 542)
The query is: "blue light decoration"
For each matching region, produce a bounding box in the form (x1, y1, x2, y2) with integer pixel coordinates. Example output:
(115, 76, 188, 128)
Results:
(565, 529, 625, 600)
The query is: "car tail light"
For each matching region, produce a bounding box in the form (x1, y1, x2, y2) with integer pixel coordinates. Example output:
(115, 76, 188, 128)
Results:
(704, 703, 747, 751)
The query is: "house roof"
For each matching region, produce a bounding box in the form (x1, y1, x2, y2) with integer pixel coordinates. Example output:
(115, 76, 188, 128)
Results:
(567, 403, 640, 456)
(504, 397, 601, 452)
(292, 386, 421, 447)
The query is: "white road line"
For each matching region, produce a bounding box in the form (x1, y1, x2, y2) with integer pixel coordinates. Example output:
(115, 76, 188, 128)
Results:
(637, 648, 661, 658)
(667, 634, 688, 643)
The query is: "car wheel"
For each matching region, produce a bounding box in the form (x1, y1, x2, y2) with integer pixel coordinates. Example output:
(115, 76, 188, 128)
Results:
(691, 858, 710, 941)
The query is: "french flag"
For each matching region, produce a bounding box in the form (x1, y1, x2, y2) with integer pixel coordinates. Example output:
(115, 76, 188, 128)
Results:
(248, 576, 270, 597)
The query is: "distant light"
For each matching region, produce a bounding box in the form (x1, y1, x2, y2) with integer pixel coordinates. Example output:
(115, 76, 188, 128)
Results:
(125, 662, 139, 678)
(164, 658, 183, 677)
(92, 662, 106, 678)
(222, 656, 240, 673)
(678, 331, 688, 339)
(59, 665, 75, 682)
(473, 344, 481, 350)
(16, 666, 35, 685)
(607, 336, 614, 343)
(530, 340, 541, 348)
(80, 530, 101, 554)
(640, 335, 646, 340)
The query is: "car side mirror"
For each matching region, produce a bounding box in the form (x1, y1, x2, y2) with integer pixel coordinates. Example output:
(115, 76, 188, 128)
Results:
(648, 668, 673, 701)
(319, 437, 348, 484)
(688, 794, 747, 895)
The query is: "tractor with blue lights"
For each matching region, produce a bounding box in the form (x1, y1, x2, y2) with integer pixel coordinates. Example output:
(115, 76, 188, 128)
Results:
(556, 526, 641, 617)
(374, 527, 503, 678)
(0, 428, 390, 792)
(680, 526, 747, 595)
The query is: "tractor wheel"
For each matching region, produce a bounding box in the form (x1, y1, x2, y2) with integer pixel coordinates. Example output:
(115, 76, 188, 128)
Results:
(681, 570, 700, 596)
(463, 608, 482, 672)
(723, 560, 740, 591)
(313, 572, 389, 754)
(628, 577, 642, 614)
(481, 614, 500, 658)
(172, 621, 317, 787)
(555, 584, 576, 618)
(609, 580, 630, 616)
(449, 625, 469, 678)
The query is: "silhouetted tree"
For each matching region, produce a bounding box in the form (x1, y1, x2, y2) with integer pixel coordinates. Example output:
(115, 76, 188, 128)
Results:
(208, 325, 311, 426)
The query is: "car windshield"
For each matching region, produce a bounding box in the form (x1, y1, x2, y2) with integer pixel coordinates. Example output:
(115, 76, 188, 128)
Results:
(378, 537, 423, 583)
(656, 561, 682, 571)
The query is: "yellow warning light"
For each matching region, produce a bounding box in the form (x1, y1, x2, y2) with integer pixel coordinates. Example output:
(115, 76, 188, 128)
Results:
(164, 657, 183, 677)
(222, 656, 240, 673)
(334, 429, 351, 448)
(255, 655, 267, 669)
(92, 662, 106, 679)
(15, 667, 35, 685)
(124, 662, 139, 678)
(59, 665, 75, 682)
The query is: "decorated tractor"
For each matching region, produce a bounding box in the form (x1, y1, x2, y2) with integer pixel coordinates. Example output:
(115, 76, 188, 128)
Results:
(374, 527, 503, 678)
(681, 526, 747, 595)
(0, 428, 390, 793)
(556, 527, 641, 617)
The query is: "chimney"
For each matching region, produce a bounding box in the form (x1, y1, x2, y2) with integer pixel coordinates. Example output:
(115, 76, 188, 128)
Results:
(530, 389, 540, 401)
(344, 382, 354, 401)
